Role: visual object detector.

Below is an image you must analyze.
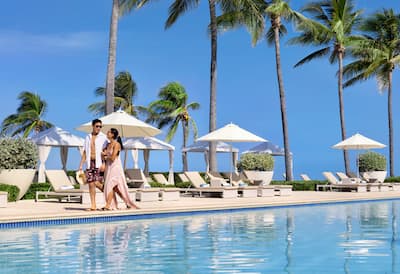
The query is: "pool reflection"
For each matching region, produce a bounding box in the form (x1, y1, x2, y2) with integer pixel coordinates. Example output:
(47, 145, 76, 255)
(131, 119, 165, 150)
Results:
(0, 201, 399, 273)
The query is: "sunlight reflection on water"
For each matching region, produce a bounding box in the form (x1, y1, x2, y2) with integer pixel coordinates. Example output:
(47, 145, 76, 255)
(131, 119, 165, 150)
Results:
(0, 201, 399, 273)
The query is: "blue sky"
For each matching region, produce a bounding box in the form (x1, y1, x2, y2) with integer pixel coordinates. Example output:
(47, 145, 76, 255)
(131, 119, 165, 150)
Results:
(0, 0, 399, 180)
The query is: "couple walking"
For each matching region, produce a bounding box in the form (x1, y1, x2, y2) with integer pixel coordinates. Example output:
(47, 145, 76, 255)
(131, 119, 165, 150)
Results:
(78, 119, 139, 211)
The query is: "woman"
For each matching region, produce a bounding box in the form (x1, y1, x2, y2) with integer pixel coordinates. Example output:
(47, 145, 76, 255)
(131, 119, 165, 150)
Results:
(102, 128, 139, 210)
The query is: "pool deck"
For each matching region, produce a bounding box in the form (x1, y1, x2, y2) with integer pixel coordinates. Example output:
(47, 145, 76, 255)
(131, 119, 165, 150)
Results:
(2, 190, 400, 224)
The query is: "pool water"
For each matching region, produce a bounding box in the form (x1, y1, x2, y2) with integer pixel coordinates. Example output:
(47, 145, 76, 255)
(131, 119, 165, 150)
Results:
(0, 200, 399, 273)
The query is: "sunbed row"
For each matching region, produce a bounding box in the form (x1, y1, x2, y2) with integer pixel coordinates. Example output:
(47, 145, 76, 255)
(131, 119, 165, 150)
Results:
(181, 171, 292, 198)
(318, 171, 398, 192)
(35, 170, 180, 204)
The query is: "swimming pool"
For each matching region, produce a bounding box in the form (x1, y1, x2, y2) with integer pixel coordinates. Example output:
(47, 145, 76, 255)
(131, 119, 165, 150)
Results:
(0, 200, 398, 273)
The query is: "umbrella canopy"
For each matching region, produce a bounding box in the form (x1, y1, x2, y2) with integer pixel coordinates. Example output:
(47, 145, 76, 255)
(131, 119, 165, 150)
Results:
(29, 127, 84, 182)
(332, 133, 386, 179)
(183, 141, 239, 172)
(197, 123, 266, 181)
(30, 126, 84, 147)
(124, 137, 174, 151)
(123, 137, 175, 184)
(182, 141, 239, 153)
(197, 123, 267, 143)
(242, 141, 291, 156)
(76, 110, 161, 138)
(332, 133, 386, 150)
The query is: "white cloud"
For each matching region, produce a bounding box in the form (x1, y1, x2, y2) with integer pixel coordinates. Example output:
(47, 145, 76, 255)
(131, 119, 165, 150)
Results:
(0, 30, 105, 54)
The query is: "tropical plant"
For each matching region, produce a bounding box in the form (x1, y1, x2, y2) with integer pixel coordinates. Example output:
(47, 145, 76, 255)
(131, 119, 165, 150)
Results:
(216, 0, 308, 181)
(237, 153, 274, 171)
(146, 82, 199, 171)
(358, 151, 386, 172)
(291, 0, 363, 175)
(1, 91, 53, 137)
(343, 9, 400, 177)
(0, 138, 38, 170)
(89, 71, 141, 116)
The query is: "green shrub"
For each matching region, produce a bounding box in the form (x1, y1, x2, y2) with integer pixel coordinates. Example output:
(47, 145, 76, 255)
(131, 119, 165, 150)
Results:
(384, 176, 400, 183)
(175, 181, 191, 188)
(271, 180, 327, 191)
(0, 138, 38, 170)
(358, 151, 386, 172)
(23, 182, 51, 200)
(237, 153, 274, 171)
(0, 183, 20, 202)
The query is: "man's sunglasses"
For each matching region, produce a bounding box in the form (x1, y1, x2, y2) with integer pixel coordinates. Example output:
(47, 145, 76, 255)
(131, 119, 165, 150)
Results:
(95, 125, 102, 128)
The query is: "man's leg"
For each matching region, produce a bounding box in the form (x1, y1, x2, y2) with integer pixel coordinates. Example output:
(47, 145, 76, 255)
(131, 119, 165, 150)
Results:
(88, 182, 97, 210)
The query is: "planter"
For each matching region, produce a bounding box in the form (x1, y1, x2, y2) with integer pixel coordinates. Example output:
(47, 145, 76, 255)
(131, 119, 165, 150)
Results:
(360, 171, 387, 183)
(0, 169, 36, 200)
(244, 170, 274, 185)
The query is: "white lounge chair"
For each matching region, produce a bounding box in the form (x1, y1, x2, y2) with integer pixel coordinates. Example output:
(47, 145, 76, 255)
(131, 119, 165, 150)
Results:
(184, 171, 238, 198)
(321, 172, 367, 192)
(153, 173, 169, 185)
(300, 174, 312, 181)
(244, 170, 292, 196)
(35, 170, 104, 204)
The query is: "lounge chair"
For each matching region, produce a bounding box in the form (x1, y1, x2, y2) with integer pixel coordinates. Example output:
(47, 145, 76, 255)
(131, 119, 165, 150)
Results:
(360, 172, 390, 192)
(321, 172, 367, 192)
(184, 171, 238, 198)
(125, 168, 148, 188)
(219, 171, 261, 197)
(243, 170, 292, 196)
(125, 169, 180, 201)
(153, 173, 169, 185)
(35, 170, 104, 204)
(300, 174, 312, 181)
(178, 173, 189, 183)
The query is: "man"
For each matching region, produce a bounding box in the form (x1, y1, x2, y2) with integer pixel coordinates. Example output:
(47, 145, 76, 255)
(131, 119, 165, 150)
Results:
(78, 119, 108, 211)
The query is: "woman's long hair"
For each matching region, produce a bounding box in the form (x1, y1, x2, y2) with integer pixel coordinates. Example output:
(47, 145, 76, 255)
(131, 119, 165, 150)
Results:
(110, 128, 124, 150)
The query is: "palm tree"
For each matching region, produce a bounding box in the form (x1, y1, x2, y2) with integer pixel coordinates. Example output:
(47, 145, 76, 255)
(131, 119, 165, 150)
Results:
(216, 0, 308, 181)
(343, 9, 400, 176)
(291, 0, 362, 175)
(146, 82, 199, 171)
(89, 71, 141, 116)
(164, 0, 225, 172)
(104, 0, 150, 115)
(1, 91, 53, 137)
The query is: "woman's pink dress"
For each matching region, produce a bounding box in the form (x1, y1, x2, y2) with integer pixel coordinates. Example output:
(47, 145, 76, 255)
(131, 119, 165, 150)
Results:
(104, 146, 136, 209)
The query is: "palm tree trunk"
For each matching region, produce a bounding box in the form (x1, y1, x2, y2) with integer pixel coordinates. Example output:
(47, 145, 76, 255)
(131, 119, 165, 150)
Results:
(388, 70, 394, 176)
(338, 49, 350, 174)
(182, 121, 189, 172)
(208, 0, 217, 172)
(105, 0, 119, 114)
(273, 18, 293, 181)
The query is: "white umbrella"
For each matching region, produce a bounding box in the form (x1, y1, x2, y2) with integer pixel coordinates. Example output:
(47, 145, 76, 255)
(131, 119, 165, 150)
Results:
(197, 123, 267, 183)
(182, 141, 239, 172)
(242, 141, 294, 180)
(29, 127, 84, 182)
(332, 133, 386, 178)
(76, 110, 161, 138)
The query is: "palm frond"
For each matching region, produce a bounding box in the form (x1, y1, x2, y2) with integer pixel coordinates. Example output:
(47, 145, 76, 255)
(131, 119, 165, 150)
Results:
(294, 46, 330, 67)
(166, 0, 200, 29)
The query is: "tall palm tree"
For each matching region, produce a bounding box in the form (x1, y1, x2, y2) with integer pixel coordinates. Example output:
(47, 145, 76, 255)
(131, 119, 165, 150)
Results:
(1, 91, 53, 137)
(89, 71, 141, 116)
(217, 0, 307, 181)
(164, 0, 225, 172)
(104, 0, 150, 115)
(291, 0, 362, 175)
(343, 9, 400, 176)
(146, 82, 199, 171)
